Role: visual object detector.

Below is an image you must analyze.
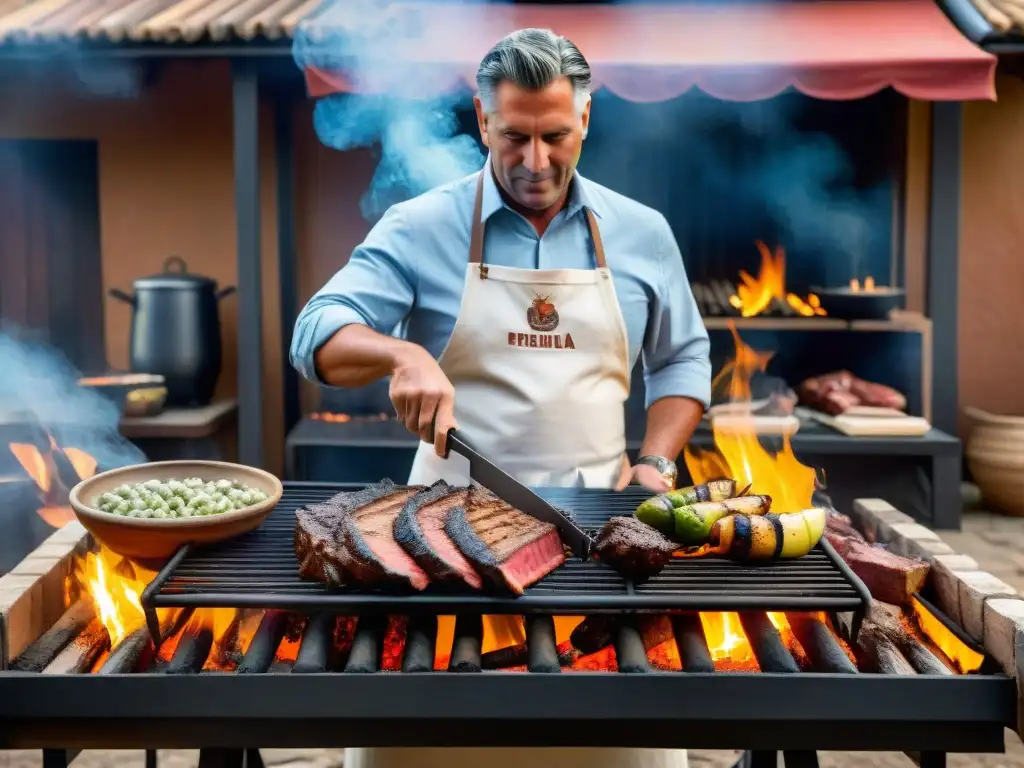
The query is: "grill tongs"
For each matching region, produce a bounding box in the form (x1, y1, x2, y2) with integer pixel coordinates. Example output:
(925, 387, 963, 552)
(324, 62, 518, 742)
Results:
(445, 428, 593, 559)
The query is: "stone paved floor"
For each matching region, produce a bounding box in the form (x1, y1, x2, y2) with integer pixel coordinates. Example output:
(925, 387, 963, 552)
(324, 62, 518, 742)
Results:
(4, 509, 1024, 768)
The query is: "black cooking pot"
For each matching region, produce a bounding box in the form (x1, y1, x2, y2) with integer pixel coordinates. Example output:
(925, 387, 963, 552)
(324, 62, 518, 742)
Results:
(810, 286, 905, 320)
(109, 256, 236, 408)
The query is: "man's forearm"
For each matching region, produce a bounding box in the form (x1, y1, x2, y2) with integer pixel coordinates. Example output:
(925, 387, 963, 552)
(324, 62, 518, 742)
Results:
(314, 324, 422, 388)
(639, 396, 704, 462)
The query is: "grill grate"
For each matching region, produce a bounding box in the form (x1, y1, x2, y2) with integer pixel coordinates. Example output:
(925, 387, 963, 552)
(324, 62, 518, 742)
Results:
(141, 482, 871, 624)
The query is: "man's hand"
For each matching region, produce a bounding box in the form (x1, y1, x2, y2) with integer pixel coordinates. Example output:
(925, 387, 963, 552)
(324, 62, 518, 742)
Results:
(389, 346, 458, 458)
(614, 456, 672, 492)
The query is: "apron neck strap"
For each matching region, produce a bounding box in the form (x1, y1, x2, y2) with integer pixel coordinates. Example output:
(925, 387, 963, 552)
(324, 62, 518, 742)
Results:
(469, 169, 486, 265)
(469, 169, 608, 269)
(585, 207, 608, 269)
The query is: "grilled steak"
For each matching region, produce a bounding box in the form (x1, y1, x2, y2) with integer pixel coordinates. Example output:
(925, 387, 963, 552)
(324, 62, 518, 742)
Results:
(593, 515, 678, 583)
(295, 479, 429, 591)
(444, 484, 565, 594)
(393, 481, 482, 589)
(295, 500, 349, 585)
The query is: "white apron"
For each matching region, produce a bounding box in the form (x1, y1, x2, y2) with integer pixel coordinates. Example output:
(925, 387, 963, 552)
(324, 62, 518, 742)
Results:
(345, 169, 688, 768)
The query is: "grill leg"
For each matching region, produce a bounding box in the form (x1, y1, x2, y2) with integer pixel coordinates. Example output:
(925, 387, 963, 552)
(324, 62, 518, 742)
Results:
(197, 749, 245, 768)
(245, 750, 266, 768)
(783, 752, 819, 768)
(42, 750, 70, 768)
(145, 750, 159, 768)
(918, 753, 947, 768)
(746, 751, 777, 768)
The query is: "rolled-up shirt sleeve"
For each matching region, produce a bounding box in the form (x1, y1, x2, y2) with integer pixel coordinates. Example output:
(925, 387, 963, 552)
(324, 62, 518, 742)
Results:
(641, 215, 712, 409)
(290, 207, 417, 384)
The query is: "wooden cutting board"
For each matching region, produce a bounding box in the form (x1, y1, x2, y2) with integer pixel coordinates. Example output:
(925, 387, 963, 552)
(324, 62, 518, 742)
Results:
(808, 410, 931, 437)
(710, 413, 800, 436)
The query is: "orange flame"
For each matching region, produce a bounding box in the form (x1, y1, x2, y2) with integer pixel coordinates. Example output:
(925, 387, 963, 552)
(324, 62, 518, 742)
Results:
(849, 276, 877, 292)
(75, 548, 149, 646)
(9, 442, 50, 492)
(711, 323, 774, 403)
(910, 599, 983, 674)
(687, 324, 817, 512)
(9, 435, 98, 528)
(63, 446, 97, 481)
(728, 242, 827, 318)
(700, 612, 757, 670)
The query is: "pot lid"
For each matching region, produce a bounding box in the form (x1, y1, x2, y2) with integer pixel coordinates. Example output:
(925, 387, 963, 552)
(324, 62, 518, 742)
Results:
(134, 256, 217, 289)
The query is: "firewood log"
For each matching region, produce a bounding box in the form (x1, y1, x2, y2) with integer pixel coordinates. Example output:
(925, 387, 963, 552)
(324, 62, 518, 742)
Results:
(12, 601, 95, 672)
(857, 620, 916, 675)
(691, 283, 709, 316)
(713, 280, 738, 314)
(570, 615, 618, 655)
(861, 602, 954, 675)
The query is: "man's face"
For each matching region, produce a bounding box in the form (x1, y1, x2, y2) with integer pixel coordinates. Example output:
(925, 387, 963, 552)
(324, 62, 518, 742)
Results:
(474, 77, 590, 212)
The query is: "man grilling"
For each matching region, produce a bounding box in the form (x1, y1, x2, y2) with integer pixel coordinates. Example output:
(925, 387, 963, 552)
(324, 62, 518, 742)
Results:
(291, 27, 710, 768)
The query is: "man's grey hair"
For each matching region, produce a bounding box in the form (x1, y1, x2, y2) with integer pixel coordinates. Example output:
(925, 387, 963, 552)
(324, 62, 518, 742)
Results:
(476, 28, 592, 115)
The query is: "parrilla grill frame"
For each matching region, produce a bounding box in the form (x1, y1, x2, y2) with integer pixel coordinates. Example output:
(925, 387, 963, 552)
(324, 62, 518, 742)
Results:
(139, 483, 873, 640)
(0, 672, 1015, 753)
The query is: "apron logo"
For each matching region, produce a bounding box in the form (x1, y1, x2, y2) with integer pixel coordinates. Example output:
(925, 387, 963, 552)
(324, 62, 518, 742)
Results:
(508, 294, 575, 349)
(527, 294, 559, 332)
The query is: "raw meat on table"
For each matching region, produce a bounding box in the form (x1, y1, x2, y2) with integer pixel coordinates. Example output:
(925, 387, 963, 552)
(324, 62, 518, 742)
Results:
(798, 370, 907, 415)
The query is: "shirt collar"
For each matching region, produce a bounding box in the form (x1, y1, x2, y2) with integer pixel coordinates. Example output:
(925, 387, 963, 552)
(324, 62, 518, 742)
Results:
(478, 156, 602, 225)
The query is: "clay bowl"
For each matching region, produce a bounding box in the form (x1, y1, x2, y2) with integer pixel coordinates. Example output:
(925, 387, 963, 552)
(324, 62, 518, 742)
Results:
(69, 460, 283, 566)
(965, 407, 1024, 516)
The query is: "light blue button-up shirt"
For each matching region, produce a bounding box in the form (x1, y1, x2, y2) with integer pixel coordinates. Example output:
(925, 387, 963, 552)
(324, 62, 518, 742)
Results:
(290, 167, 712, 409)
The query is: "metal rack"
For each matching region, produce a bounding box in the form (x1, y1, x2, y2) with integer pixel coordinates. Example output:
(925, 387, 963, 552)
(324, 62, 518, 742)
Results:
(140, 483, 871, 641)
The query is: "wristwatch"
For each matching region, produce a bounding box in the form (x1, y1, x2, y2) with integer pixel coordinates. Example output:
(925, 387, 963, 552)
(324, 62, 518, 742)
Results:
(636, 455, 678, 488)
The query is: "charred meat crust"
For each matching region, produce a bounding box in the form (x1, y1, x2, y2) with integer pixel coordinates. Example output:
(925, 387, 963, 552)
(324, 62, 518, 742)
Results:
(295, 479, 426, 590)
(443, 484, 563, 593)
(444, 503, 505, 588)
(593, 515, 679, 583)
(335, 482, 425, 589)
(295, 486, 391, 586)
(393, 480, 472, 584)
(295, 503, 348, 585)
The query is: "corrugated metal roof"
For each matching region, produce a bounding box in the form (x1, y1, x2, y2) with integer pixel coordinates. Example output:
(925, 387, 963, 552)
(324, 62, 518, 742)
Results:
(0, 0, 1015, 48)
(0, 0, 322, 43)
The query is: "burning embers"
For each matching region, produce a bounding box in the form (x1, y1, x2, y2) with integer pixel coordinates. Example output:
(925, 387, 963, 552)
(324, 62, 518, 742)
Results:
(310, 412, 394, 424)
(4, 506, 982, 678)
(692, 241, 826, 319)
(8, 432, 98, 528)
(10, 591, 976, 677)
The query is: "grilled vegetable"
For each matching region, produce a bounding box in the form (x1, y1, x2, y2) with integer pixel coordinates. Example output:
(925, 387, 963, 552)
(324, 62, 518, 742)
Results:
(706, 508, 827, 560)
(665, 478, 738, 507)
(672, 495, 773, 545)
(635, 495, 676, 535)
(634, 478, 742, 535)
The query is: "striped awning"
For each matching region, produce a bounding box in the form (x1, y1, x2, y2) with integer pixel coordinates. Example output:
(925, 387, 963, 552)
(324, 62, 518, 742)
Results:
(299, 1, 997, 103)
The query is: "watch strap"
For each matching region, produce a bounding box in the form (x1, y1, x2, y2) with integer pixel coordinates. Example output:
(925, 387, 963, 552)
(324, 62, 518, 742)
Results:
(637, 455, 678, 478)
